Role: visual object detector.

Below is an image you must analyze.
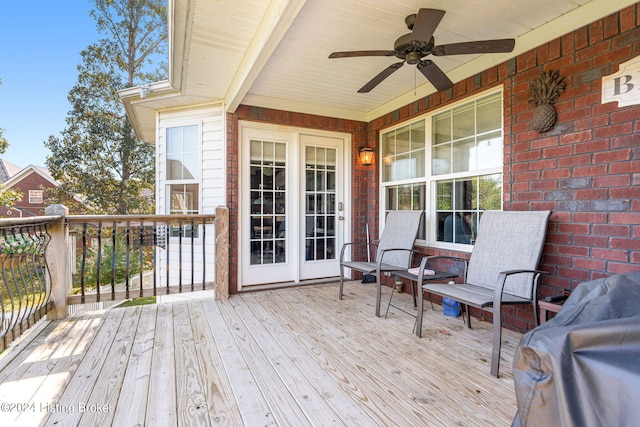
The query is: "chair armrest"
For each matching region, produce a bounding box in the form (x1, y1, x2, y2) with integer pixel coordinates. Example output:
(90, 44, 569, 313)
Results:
(420, 255, 468, 281)
(500, 268, 549, 277)
(377, 248, 415, 268)
(339, 242, 378, 263)
(423, 255, 468, 264)
(494, 269, 549, 300)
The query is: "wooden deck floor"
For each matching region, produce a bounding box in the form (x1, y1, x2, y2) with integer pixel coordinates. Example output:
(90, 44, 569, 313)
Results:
(0, 281, 522, 426)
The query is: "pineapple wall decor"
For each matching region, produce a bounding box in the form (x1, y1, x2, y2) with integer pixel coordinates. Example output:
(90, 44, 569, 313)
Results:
(529, 70, 566, 133)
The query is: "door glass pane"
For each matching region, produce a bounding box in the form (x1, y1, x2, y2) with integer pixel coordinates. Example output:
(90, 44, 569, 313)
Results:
(305, 145, 337, 261)
(250, 140, 286, 266)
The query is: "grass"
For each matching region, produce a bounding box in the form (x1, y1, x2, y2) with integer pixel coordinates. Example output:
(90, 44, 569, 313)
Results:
(118, 296, 156, 307)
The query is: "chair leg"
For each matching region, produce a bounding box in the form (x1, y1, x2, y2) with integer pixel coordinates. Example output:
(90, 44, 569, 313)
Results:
(490, 305, 502, 377)
(375, 270, 382, 317)
(410, 280, 417, 308)
(463, 304, 472, 328)
(416, 286, 424, 338)
(384, 286, 396, 318)
(338, 265, 344, 300)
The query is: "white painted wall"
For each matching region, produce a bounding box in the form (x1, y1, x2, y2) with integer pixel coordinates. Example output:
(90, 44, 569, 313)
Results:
(155, 103, 226, 287)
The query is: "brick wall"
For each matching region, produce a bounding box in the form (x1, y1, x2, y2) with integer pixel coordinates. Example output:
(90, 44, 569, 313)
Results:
(1, 172, 55, 217)
(227, 5, 639, 331)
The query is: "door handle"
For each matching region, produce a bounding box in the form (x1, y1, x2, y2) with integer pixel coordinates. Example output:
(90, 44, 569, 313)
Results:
(339, 216, 344, 221)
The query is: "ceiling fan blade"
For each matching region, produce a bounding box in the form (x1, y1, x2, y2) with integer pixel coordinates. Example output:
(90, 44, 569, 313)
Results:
(329, 50, 395, 59)
(417, 60, 453, 92)
(410, 8, 445, 44)
(358, 62, 404, 93)
(433, 39, 515, 56)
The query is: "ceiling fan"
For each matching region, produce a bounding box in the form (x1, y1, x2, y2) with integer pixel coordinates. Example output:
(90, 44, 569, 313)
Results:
(328, 8, 515, 93)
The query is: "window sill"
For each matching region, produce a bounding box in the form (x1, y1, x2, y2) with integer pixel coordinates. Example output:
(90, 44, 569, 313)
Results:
(415, 240, 473, 253)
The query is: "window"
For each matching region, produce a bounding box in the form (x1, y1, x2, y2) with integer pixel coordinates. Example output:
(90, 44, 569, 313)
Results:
(381, 121, 426, 239)
(380, 90, 503, 247)
(166, 124, 199, 237)
(29, 190, 44, 204)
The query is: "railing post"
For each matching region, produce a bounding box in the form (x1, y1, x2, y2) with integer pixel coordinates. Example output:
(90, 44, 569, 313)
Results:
(44, 204, 70, 319)
(215, 206, 229, 300)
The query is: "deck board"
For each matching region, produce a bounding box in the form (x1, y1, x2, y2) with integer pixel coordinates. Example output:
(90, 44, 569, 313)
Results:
(0, 281, 520, 426)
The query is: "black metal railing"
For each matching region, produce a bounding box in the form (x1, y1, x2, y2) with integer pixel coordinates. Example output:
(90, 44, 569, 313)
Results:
(67, 215, 217, 305)
(0, 218, 54, 351)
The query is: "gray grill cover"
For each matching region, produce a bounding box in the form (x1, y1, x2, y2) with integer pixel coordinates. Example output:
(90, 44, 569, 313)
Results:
(512, 271, 640, 426)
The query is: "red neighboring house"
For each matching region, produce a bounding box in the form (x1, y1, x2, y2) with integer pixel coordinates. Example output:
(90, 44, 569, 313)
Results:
(0, 160, 59, 218)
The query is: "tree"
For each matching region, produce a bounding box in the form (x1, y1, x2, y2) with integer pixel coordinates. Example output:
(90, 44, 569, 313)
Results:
(45, 0, 167, 214)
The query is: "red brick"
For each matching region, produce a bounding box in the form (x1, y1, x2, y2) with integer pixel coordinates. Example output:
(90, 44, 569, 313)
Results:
(603, 14, 620, 39)
(593, 149, 631, 163)
(557, 266, 591, 281)
(543, 145, 573, 158)
(573, 212, 607, 223)
(593, 224, 630, 237)
(570, 258, 607, 271)
(610, 187, 638, 199)
(558, 223, 590, 234)
(593, 45, 632, 67)
(574, 189, 608, 200)
(528, 201, 557, 211)
(515, 150, 541, 162)
(560, 131, 593, 145)
(560, 107, 594, 124)
(528, 159, 557, 170)
(573, 235, 608, 247)
(612, 134, 640, 149)
(572, 164, 607, 177)
(620, 6, 636, 32)
(594, 122, 633, 138)
(608, 262, 640, 274)
(592, 248, 629, 262)
(542, 168, 571, 179)
(589, 20, 604, 44)
(573, 115, 610, 132)
(557, 244, 589, 256)
(611, 108, 640, 124)
(531, 180, 557, 191)
(611, 213, 640, 224)
(558, 154, 591, 167)
(592, 175, 631, 187)
(610, 238, 639, 250)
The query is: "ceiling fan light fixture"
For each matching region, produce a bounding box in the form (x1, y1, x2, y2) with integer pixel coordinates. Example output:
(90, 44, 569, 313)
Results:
(406, 51, 422, 64)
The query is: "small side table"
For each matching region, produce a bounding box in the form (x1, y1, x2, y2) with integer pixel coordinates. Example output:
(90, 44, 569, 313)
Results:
(538, 300, 563, 324)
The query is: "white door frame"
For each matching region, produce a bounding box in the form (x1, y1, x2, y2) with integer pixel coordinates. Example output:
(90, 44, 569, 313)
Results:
(238, 121, 351, 290)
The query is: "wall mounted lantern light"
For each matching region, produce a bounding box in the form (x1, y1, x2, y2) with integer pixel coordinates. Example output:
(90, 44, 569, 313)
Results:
(359, 147, 374, 166)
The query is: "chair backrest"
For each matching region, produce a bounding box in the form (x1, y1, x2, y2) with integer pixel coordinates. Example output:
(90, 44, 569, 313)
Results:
(376, 211, 423, 267)
(466, 210, 551, 298)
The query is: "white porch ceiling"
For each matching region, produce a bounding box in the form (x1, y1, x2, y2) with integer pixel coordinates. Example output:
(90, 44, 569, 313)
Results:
(121, 0, 638, 142)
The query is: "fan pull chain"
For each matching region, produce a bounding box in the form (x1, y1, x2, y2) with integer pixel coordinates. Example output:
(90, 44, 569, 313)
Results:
(414, 67, 417, 95)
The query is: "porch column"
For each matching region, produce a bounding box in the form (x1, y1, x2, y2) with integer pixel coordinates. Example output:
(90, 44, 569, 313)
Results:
(44, 204, 70, 319)
(215, 206, 229, 300)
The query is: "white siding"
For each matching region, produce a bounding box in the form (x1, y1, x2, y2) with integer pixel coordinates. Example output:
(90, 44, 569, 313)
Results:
(156, 104, 225, 288)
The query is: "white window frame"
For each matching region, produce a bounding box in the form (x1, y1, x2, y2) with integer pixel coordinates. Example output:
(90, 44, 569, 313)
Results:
(164, 123, 202, 239)
(379, 87, 504, 250)
(29, 190, 44, 204)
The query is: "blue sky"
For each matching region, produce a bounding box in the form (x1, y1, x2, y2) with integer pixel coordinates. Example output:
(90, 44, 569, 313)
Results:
(0, 2, 97, 168)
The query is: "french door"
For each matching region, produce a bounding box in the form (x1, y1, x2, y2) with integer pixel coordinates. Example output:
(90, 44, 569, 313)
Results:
(239, 125, 348, 288)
